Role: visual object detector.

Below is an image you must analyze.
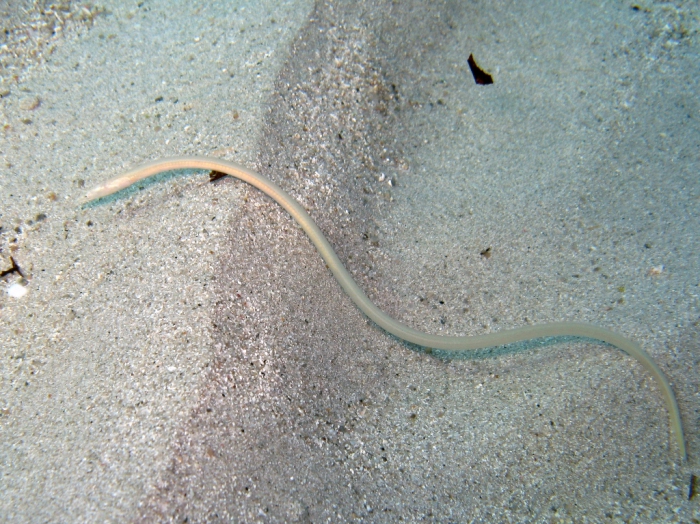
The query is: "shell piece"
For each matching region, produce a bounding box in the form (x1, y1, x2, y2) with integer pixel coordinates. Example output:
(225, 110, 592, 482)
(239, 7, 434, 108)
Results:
(7, 283, 28, 298)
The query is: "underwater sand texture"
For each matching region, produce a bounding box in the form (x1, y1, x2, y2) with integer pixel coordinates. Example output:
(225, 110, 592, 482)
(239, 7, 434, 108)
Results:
(137, 1, 699, 522)
(0, 0, 313, 521)
(1, 0, 699, 522)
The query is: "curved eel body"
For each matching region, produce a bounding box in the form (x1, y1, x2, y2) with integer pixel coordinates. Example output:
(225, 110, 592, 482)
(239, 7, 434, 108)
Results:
(83, 155, 686, 461)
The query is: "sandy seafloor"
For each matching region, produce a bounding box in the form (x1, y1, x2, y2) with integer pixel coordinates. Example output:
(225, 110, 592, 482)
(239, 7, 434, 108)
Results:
(1, 0, 699, 521)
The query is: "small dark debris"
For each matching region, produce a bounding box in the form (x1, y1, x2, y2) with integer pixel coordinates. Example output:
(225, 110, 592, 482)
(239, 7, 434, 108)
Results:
(209, 171, 227, 183)
(467, 54, 494, 85)
(0, 256, 25, 279)
(690, 474, 697, 500)
(480, 247, 492, 258)
(155, 96, 163, 102)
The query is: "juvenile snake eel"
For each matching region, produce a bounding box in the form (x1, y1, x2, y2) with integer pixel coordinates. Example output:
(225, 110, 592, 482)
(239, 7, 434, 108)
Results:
(83, 155, 687, 462)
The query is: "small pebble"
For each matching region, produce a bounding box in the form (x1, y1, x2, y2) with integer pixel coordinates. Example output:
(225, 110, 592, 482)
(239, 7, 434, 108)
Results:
(20, 96, 41, 111)
(648, 265, 664, 276)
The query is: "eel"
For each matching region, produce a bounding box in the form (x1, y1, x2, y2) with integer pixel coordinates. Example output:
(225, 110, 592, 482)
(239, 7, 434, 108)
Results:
(83, 155, 687, 462)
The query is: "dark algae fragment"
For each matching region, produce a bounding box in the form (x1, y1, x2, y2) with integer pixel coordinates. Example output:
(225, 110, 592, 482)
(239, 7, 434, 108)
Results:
(467, 53, 494, 85)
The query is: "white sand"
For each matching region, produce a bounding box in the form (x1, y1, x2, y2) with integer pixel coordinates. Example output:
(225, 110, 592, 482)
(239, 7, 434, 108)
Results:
(1, 0, 698, 521)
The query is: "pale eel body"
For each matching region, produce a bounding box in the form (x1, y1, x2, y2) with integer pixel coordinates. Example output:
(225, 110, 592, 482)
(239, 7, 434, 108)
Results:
(83, 156, 687, 461)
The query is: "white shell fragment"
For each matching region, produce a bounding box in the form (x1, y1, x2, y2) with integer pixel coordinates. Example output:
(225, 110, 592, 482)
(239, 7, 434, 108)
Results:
(7, 283, 28, 298)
